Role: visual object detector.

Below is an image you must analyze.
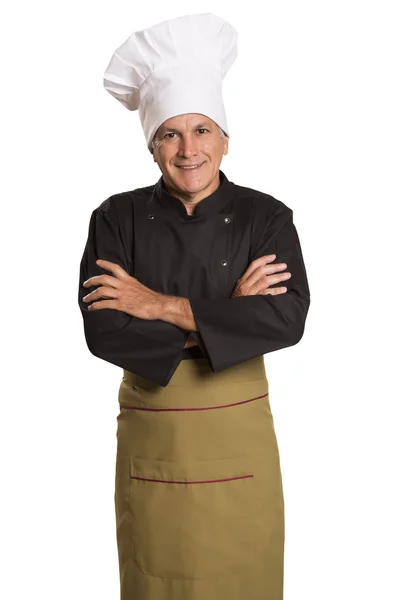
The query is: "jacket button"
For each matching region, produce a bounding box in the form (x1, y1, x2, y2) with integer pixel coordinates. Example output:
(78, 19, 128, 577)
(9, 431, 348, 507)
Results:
(224, 217, 231, 223)
(221, 260, 228, 267)
(148, 214, 155, 219)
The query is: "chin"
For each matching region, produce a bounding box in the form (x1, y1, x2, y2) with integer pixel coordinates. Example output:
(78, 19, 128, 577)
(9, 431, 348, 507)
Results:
(179, 177, 208, 192)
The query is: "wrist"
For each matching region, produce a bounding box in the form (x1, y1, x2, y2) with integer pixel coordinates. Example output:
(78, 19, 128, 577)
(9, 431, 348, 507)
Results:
(155, 294, 197, 332)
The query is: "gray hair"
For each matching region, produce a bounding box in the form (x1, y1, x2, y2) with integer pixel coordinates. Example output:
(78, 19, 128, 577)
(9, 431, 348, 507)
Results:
(151, 126, 226, 153)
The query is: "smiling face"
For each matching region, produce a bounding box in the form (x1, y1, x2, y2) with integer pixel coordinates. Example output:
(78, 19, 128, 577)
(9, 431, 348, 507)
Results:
(151, 113, 229, 208)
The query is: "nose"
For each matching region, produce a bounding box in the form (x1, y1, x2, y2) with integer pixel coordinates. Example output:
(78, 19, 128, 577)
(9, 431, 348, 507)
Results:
(176, 133, 199, 159)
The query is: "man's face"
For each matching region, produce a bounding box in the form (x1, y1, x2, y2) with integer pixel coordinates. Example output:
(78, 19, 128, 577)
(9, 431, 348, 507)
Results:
(151, 113, 229, 198)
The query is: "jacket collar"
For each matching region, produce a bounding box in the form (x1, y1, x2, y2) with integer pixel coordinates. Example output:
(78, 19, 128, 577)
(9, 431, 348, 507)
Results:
(154, 169, 232, 220)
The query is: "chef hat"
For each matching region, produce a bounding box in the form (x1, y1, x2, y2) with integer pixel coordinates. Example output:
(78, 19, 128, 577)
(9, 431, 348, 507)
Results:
(103, 13, 238, 152)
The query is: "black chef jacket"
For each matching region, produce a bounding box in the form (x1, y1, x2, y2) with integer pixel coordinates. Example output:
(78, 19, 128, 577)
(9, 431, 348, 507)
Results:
(78, 169, 311, 387)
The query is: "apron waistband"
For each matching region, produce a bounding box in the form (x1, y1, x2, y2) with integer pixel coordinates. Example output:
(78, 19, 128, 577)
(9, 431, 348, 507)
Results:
(122, 355, 267, 390)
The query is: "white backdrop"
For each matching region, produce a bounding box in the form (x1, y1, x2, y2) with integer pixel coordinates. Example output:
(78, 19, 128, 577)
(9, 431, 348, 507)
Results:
(1, 1, 399, 598)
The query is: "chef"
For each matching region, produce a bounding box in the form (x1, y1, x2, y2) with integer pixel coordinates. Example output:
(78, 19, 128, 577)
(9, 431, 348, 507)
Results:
(78, 12, 310, 600)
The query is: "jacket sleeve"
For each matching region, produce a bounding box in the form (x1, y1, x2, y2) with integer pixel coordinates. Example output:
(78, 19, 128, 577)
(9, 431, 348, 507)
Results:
(78, 207, 189, 386)
(188, 206, 311, 372)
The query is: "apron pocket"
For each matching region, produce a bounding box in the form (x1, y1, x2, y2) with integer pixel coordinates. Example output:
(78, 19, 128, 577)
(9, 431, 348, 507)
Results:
(128, 455, 277, 580)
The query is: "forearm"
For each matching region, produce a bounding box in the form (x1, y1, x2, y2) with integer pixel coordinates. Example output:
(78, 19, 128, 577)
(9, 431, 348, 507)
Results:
(156, 295, 199, 332)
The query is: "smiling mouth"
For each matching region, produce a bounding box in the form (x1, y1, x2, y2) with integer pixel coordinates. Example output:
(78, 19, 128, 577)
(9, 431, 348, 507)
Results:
(176, 162, 205, 171)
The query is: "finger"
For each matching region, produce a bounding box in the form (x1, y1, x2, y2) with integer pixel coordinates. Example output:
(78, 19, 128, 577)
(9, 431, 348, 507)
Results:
(244, 266, 290, 293)
(238, 254, 277, 285)
(260, 287, 287, 295)
(82, 274, 123, 289)
(87, 299, 119, 311)
(83, 286, 119, 302)
(96, 259, 129, 280)
(266, 272, 291, 287)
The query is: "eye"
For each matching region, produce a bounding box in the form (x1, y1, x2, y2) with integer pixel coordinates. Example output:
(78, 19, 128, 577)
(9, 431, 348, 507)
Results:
(164, 132, 176, 139)
(198, 128, 209, 134)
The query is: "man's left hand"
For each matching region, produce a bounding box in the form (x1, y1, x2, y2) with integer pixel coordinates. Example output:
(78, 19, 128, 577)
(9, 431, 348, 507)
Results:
(82, 259, 162, 320)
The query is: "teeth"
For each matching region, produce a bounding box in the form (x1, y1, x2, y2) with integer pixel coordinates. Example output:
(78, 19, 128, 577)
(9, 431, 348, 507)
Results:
(180, 164, 201, 169)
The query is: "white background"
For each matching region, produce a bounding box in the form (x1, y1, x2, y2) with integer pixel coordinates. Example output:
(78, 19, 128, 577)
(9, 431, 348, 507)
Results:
(1, 1, 399, 598)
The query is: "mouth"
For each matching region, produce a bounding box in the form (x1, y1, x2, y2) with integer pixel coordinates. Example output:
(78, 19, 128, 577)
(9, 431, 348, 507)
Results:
(176, 162, 205, 171)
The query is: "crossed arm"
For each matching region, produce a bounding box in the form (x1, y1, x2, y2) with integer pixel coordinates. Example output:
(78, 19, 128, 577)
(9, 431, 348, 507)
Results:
(79, 204, 310, 381)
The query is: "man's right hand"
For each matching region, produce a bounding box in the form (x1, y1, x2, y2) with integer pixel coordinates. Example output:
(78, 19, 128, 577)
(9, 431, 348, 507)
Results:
(231, 254, 291, 298)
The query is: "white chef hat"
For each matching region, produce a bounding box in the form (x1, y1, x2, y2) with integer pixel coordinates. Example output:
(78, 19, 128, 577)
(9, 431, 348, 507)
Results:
(103, 13, 238, 152)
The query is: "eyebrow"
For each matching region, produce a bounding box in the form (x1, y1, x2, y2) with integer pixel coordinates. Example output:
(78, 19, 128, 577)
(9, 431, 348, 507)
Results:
(159, 123, 212, 134)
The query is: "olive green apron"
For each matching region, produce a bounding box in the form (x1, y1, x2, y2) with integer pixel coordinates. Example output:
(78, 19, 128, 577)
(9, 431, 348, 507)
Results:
(115, 356, 285, 599)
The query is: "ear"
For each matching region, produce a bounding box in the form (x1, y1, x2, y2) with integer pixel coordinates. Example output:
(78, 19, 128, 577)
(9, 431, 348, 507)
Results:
(223, 136, 229, 155)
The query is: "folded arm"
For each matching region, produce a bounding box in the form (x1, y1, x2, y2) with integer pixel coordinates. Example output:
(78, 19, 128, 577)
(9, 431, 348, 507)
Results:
(78, 207, 190, 385)
(157, 206, 311, 372)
